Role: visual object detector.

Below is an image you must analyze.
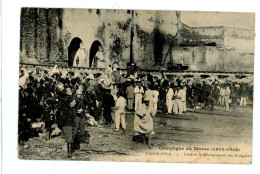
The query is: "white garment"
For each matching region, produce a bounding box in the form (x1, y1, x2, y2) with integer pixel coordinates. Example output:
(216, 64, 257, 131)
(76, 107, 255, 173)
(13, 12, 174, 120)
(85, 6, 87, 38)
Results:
(178, 89, 186, 102)
(153, 90, 159, 102)
(166, 88, 173, 114)
(49, 65, 59, 76)
(152, 90, 159, 111)
(134, 104, 156, 133)
(176, 89, 185, 114)
(134, 86, 144, 110)
(176, 99, 183, 114)
(220, 88, 225, 97)
(166, 88, 174, 100)
(224, 87, 230, 112)
(172, 90, 178, 114)
(19, 68, 29, 87)
(240, 97, 247, 106)
(116, 96, 127, 110)
(134, 86, 144, 96)
(86, 113, 98, 126)
(19, 75, 28, 88)
(224, 87, 230, 97)
(144, 89, 153, 101)
(115, 96, 127, 130)
(144, 89, 154, 107)
(115, 110, 126, 130)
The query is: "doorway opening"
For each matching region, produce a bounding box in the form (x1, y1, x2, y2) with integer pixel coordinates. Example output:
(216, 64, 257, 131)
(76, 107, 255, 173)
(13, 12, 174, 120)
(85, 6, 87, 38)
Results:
(89, 40, 103, 67)
(68, 37, 82, 66)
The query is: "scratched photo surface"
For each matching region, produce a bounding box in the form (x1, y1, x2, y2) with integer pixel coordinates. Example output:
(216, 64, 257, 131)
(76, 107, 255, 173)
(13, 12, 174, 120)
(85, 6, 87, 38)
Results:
(18, 8, 255, 164)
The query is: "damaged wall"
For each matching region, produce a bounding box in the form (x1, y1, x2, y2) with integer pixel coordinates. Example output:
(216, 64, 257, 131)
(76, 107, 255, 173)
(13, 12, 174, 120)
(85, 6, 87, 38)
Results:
(169, 24, 254, 72)
(20, 8, 64, 64)
(19, 8, 254, 72)
(20, 8, 180, 69)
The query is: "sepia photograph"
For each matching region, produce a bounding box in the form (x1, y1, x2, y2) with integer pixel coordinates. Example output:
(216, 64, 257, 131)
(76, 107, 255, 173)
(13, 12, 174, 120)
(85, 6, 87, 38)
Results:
(17, 7, 255, 164)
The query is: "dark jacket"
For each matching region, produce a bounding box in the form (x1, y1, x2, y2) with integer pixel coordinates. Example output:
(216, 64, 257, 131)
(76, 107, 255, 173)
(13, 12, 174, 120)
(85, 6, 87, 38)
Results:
(102, 93, 115, 109)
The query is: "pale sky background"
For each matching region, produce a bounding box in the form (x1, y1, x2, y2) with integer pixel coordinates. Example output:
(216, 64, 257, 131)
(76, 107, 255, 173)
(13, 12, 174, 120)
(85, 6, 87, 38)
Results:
(180, 11, 255, 29)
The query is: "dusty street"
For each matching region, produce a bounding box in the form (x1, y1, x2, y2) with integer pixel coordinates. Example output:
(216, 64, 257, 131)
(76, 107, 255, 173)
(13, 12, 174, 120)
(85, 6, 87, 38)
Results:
(18, 105, 253, 162)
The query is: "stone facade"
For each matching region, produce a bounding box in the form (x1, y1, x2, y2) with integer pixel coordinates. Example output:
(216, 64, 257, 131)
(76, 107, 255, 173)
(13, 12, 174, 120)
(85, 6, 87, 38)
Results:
(19, 8, 255, 72)
(167, 23, 255, 72)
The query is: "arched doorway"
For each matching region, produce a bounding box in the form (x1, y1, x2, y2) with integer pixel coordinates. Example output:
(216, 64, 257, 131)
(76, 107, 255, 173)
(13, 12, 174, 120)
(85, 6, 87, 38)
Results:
(68, 37, 82, 66)
(89, 40, 103, 67)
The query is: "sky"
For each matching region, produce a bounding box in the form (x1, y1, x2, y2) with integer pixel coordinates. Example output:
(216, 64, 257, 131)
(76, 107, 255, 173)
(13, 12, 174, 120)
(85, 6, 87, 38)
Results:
(180, 11, 255, 29)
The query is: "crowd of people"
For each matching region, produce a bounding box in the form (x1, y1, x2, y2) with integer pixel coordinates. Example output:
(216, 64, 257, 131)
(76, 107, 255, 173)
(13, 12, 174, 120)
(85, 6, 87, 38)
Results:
(18, 63, 254, 156)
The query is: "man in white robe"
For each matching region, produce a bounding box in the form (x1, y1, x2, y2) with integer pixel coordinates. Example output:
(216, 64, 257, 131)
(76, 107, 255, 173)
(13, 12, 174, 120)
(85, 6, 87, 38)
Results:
(166, 85, 174, 114)
(134, 82, 144, 111)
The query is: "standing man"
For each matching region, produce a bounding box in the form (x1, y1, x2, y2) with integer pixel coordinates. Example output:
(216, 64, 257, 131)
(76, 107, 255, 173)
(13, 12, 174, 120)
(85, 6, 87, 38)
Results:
(126, 81, 135, 111)
(94, 78, 105, 121)
(114, 93, 127, 131)
(224, 84, 231, 112)
(176, 85, 186, 115)
(173, 86, 179, 114)
(166, 85, 174, 114)
(240, 83, 247, 106)
(219, 85, 225, 106)
(102, 89, 115, 126)
(181, 84, 187, 113)
(152, 86, 159, 112)
(134, 81, 144, 111)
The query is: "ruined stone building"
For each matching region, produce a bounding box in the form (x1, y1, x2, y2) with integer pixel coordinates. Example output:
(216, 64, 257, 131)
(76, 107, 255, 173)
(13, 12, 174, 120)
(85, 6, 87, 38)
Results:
(20, 8, 255, 72)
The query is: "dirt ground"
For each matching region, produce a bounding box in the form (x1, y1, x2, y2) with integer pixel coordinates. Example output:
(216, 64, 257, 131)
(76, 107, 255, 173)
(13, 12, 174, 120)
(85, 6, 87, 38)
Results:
(18, 105, 253, 162)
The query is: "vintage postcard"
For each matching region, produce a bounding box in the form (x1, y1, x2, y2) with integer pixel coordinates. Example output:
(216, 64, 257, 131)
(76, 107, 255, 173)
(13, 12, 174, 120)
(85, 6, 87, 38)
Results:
(18, 8, 255, 164)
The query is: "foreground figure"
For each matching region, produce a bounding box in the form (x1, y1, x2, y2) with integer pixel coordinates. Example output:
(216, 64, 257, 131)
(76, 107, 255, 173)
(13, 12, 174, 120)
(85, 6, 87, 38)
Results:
(134, 100, 157, 148)
(59, 97, 80, 157)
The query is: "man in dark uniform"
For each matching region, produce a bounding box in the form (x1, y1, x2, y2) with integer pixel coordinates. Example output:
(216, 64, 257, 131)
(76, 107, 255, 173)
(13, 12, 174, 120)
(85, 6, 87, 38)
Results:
(102, 89, 115, 126)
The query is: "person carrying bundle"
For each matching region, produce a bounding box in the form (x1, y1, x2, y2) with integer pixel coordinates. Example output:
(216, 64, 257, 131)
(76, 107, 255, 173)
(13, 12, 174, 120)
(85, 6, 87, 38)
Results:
(133, 100, 156, 148)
